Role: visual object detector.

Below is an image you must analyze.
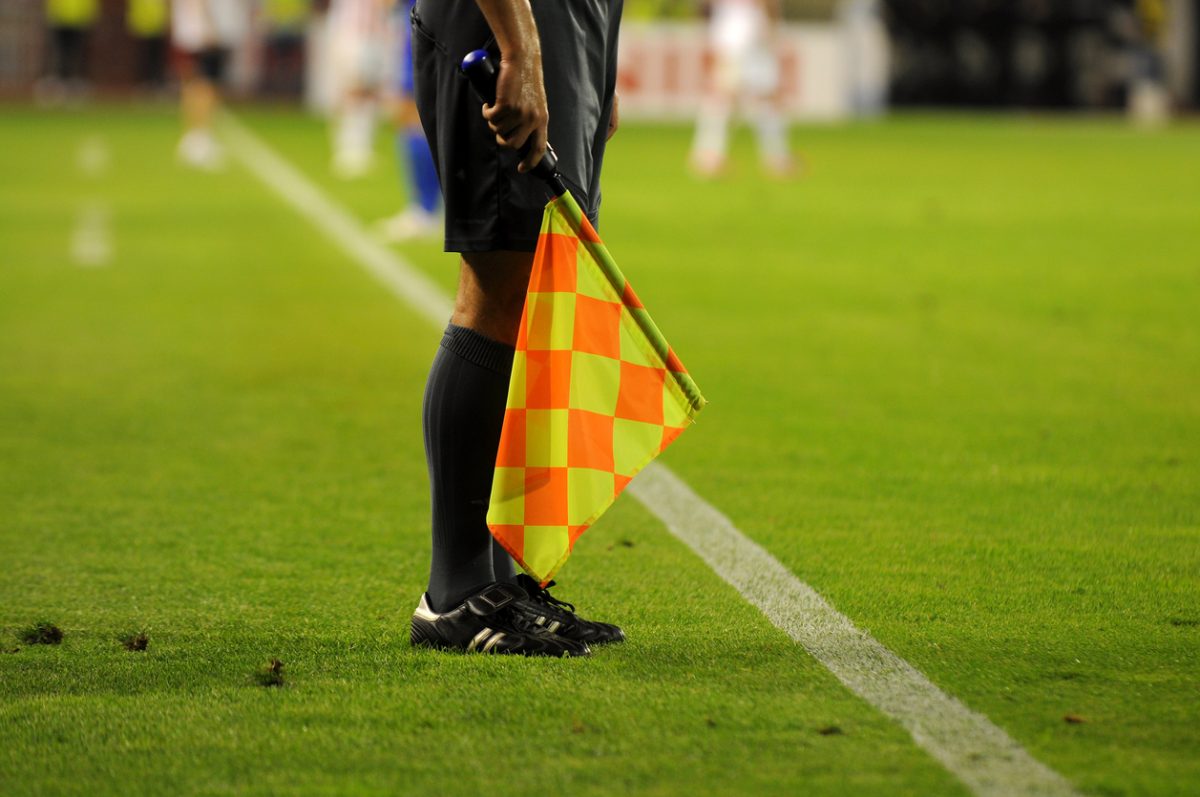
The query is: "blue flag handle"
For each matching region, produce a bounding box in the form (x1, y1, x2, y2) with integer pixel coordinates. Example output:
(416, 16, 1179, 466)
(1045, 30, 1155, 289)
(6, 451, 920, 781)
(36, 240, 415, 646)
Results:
(461, 49, 566, 197)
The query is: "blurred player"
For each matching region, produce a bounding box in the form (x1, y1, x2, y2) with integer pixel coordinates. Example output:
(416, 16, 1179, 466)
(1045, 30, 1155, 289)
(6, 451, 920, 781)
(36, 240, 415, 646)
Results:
(375, 0, 441, 241)
(327, 0, 391, 178)
(1128, 0, 1170, 126)
(127, 0, 170, 95)
(260, 0, 309, 97)
(39, 0, 100, 104)
(172, 0, 249, 170)
(690, 0, 795, 178)
(838, 0, 887, 117)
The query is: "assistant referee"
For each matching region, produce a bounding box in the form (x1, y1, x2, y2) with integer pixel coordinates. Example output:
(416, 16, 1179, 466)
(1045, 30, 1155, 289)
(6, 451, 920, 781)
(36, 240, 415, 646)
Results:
(407, 0, 626, 656)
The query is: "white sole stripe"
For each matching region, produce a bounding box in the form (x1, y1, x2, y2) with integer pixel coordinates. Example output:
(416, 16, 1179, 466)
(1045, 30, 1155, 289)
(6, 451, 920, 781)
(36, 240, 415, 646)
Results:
(468, 627, 492, 653)
(221, 113, 1080, 797)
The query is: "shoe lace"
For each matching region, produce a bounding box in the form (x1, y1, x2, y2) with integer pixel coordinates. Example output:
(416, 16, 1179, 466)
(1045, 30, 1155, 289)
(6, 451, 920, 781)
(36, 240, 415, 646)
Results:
(517, 575, 576, 614)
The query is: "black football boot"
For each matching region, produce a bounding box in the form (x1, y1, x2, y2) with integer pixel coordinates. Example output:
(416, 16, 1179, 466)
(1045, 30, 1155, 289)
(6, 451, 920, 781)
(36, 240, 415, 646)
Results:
(411, 581, 590, 657)
(511, 574, 626, 645)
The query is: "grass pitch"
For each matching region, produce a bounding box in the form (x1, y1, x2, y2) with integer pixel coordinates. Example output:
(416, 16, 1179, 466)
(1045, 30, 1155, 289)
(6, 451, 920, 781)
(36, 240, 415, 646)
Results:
(1, 106, 1197, 796)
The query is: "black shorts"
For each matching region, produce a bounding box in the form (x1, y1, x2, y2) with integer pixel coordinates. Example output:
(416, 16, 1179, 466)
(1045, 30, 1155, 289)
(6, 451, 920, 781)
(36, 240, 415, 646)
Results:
(411, 0, 623, 253)
(195, 47, 229, 82)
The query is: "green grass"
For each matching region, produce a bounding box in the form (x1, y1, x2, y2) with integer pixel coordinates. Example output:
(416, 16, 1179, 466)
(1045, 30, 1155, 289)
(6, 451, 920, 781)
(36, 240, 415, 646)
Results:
(1, 105, 1197, 796)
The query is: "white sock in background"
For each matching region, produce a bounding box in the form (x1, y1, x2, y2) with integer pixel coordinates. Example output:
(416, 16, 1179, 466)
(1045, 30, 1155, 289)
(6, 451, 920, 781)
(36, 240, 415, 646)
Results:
(750, 99, 792, 175)
(333, 99, 376, 178)
(690, 99, 732, 175)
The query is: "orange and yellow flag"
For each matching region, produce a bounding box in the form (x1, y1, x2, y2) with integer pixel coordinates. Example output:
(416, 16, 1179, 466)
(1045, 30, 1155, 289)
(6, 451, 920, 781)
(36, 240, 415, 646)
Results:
(487, 192, 706, 584)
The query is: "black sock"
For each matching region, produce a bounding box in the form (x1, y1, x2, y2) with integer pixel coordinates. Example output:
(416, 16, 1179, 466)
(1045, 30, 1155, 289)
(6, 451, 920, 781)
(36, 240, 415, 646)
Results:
(492, 537, 518, 584)
(423, 324, 515, 612)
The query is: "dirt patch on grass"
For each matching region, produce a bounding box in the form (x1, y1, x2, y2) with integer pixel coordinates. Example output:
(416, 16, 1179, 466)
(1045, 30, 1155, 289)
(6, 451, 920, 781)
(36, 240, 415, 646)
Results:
(255, 658, 286, 687)
(20, 622, 63, 645)
(121, 632, 150, 651)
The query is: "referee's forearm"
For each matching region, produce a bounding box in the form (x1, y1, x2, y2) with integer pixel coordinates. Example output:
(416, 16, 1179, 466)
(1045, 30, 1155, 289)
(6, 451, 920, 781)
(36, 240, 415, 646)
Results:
(474, 0, 542, 58)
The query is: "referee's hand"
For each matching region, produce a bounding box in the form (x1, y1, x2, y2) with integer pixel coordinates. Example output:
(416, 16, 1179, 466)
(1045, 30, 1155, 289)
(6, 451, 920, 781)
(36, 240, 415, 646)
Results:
(482, 51, 549, 174)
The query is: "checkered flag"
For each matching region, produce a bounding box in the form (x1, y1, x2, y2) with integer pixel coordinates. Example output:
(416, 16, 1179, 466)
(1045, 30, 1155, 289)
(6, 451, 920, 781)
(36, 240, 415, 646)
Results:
(487, 192, 706, 583)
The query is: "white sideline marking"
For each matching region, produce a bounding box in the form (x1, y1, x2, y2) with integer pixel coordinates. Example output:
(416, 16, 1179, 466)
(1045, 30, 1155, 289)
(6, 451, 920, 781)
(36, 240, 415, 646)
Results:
(629, 466, 1079, 797)
(77, 135, 110, 178)
(220, 115, 453, 328)
(70, 201, 112, 267)
(221, 113, 1081, 797)
(72, 136, 113, 267)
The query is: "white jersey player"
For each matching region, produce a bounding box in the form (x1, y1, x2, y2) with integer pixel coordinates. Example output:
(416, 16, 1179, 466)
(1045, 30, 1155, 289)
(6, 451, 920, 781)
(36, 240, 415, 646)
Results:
(690, 0, 795, 178)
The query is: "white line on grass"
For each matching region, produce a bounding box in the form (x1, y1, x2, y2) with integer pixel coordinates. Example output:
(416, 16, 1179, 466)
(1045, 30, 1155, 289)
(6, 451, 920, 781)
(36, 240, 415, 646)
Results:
(77, 135, 111, 178)
(220, 113, 1081, 797)
(629, 466, 1079, 797)
(70, 201, 112, 268)
(71, 136, 113, 267)
(220, 116, 452, 327)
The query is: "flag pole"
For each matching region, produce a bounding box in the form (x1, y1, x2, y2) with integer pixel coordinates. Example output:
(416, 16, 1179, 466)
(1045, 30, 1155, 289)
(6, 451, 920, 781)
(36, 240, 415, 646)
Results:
(460, 50, 567, 198)
(460, 50, 705, 416)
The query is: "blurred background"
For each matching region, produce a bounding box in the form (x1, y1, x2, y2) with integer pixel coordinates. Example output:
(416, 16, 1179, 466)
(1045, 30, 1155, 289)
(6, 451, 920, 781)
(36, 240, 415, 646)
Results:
(2, 4, 1198, 793)
(1, 0, 1195, 119)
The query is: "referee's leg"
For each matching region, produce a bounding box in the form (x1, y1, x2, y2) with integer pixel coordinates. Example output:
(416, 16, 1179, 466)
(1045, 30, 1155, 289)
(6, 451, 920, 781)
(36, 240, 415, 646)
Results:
(452, 252, 531, 347)
(421, 252, 528, 612)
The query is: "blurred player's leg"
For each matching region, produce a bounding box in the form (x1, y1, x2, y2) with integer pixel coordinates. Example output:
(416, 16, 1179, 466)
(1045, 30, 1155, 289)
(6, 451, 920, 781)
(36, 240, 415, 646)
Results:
(128, 0, 170, 95)
(176, 49, 227, 170)
(39, 0, 99, 105)
(377, 103, 442, 240)
(1128, 0, 1171, 127)
(332, 91, 377, 178)
(172, 0, 250, 170)
(328, 0, 388, 179)
(403, 120, 441, 216)
(750, 102, 795, 177)
(744, 44, 795, 177)
(377, 0, 441, 242)
(690, 91, 733, 177)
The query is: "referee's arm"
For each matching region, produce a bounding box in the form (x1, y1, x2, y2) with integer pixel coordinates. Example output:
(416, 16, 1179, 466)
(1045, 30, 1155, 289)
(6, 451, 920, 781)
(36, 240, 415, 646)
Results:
(475, 0, 549, 173)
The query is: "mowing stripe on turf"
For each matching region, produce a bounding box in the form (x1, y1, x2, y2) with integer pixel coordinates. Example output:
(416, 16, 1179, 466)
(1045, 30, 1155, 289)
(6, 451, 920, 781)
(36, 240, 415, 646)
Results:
(220, 113, 1081, 797)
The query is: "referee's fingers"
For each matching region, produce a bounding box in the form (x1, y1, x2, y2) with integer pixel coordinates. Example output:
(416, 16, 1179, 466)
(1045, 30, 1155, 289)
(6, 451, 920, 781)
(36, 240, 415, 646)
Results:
(496, 124, 531, 152)
(517, 126, 547, 173)
(484, 104, 529, 145)
(489, 122, 516, 140)
(486, 115, 520, 139)
(482, 103, 519, 133)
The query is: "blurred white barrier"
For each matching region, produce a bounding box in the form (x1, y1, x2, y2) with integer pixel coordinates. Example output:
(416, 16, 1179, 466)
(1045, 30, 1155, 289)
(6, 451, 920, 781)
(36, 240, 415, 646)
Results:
(302, 17, 886, 121)
(616, 19, 888, 122)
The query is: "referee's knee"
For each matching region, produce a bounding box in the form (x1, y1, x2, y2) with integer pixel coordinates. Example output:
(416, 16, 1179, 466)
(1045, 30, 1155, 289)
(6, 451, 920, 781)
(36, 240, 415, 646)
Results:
(455, 251, 536, 345)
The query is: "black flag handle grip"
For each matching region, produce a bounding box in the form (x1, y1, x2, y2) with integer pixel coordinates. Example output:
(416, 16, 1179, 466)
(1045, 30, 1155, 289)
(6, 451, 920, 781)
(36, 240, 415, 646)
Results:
(461, 49, 566, 197)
